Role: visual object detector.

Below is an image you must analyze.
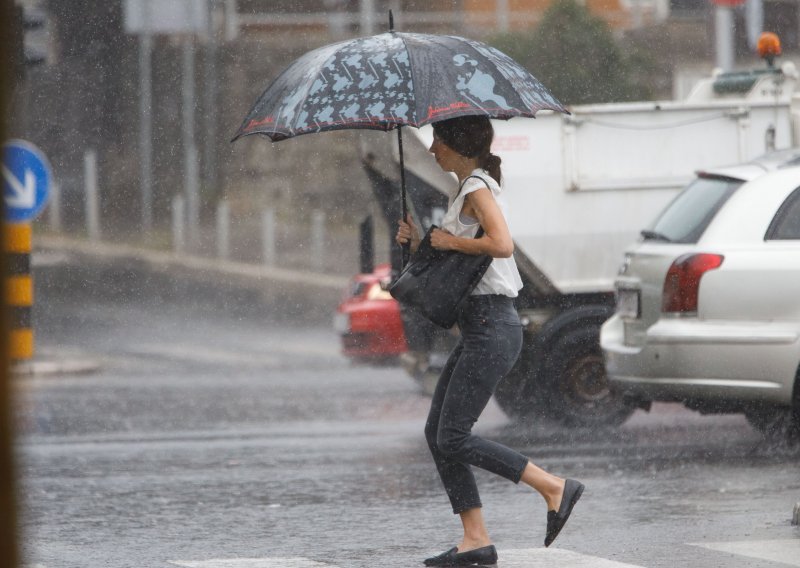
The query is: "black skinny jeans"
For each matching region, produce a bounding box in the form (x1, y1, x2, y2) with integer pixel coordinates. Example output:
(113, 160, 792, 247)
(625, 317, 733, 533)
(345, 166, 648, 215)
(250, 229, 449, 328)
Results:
(424, 294, 528, 514)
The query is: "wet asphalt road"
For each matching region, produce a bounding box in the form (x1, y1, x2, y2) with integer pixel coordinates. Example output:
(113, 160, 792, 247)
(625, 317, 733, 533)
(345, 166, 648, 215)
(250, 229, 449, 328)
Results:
(14, 258, 800, 568)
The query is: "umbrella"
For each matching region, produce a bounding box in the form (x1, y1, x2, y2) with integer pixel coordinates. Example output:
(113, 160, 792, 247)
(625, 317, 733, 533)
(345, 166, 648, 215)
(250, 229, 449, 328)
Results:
(232, 13, 568, 263)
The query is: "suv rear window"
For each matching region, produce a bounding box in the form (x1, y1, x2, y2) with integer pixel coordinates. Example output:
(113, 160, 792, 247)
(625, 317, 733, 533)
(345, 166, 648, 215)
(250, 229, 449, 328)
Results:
(766, 186, 800, 240)
(645, 175, 743, 244)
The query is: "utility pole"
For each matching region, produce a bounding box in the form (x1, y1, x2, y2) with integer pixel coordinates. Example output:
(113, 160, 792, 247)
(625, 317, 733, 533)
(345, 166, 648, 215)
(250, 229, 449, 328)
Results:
(182, 35, 200, 250)
(715, 5, 735, 71)
(496, 0, 510, 32)
(203, 0, 219, 204)
(360, 0, 375, 35)
(138, 31, 153, 231)
(745, 0, 764, 50)
(224, 0, 238, 41)
(713, 0, 744, 71)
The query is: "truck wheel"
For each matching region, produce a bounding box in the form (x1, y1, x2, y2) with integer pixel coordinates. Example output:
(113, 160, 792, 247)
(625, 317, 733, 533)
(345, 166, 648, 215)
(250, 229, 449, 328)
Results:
(543, 326, 637, 428)
(494, 361, 556, 423)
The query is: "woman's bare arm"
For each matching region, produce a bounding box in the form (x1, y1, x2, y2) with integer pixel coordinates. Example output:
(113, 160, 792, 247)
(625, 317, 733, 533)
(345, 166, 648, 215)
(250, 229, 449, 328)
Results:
(430, 188, 514, 258)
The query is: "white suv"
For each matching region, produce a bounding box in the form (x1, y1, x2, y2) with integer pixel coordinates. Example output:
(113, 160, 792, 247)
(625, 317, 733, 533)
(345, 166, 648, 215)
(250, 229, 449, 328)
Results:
(601, 154, 800, 440)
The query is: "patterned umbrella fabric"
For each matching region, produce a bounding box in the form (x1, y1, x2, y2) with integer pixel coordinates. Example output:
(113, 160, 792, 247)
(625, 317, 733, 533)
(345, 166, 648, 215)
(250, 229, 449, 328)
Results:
(232, 32, 568, 142)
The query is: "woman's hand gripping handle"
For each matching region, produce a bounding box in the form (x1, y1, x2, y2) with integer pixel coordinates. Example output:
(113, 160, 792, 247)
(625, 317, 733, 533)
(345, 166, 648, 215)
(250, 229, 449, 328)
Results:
(395, 214, 421, 255)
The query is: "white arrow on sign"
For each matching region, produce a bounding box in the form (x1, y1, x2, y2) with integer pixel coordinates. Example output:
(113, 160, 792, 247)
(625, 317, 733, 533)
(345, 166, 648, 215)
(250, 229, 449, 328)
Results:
(2, 164, 36, 209)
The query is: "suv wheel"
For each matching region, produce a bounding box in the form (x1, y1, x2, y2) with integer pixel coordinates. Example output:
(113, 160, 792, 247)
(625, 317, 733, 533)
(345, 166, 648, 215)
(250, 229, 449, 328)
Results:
(745, 403, 800, 444)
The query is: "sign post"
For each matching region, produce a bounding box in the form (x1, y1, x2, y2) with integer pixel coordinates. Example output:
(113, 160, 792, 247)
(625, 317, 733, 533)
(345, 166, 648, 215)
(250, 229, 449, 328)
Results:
(2, 139, 51, 361)
(124, 0, 210, 246)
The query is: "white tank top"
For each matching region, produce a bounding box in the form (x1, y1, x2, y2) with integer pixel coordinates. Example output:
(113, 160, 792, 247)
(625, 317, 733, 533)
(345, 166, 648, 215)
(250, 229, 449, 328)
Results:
(440, 169, 524, 298)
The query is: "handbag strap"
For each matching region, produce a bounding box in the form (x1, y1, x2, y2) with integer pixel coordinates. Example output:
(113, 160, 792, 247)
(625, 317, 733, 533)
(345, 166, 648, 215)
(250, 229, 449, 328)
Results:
(457, 174, 490, 240)
(457, 174, 490, 197)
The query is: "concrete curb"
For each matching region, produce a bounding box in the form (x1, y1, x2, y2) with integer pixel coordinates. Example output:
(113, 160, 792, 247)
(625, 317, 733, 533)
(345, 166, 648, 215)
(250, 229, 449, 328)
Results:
(34, 235, 349, 289)
(12, 358, 102, 377)
(33, 235, 351, 323)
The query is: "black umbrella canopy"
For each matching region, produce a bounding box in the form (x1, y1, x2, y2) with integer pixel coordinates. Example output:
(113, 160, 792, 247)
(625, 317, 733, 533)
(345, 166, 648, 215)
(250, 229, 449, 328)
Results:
(231, 31, 568, 142)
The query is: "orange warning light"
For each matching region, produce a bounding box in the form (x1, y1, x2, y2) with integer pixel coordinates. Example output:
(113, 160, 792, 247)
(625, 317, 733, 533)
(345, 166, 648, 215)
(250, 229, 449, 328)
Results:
(757, 32, 781, 66)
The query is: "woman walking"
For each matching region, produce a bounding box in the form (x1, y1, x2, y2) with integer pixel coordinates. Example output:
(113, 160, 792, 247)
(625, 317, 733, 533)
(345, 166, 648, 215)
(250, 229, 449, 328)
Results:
(396, 115, 584, 567)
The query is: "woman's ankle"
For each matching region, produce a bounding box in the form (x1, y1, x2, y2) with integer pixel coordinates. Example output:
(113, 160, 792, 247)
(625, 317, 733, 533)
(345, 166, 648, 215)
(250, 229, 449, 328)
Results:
(544, 477, 566, 511)
(458, 534, 492, 552)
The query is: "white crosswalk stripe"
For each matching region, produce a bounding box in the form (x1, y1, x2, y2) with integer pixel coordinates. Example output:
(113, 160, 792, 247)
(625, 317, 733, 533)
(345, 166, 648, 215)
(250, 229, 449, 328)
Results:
(166, 541, 800, 568)
(502, 548, 647, 567)
(167, 550, 645, 568)
(691, 539, 800, 566)
(169, 560, 338, 568)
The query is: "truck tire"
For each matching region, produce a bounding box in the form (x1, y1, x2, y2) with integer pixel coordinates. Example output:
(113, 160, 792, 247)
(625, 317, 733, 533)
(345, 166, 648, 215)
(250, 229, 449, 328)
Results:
(495, 307, 638, 428)
(494, 356, 556, 423)
(543, 326, 637, 427)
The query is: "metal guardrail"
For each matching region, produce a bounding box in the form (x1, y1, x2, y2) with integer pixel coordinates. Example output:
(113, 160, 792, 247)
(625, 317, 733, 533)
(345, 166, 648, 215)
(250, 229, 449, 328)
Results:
(237, 7, 664, 34)
(237, 11, 539, 30)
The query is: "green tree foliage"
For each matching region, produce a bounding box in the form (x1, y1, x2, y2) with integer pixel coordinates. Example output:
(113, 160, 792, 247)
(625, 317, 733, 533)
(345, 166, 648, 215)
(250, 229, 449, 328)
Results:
(489, 0, 653, 105)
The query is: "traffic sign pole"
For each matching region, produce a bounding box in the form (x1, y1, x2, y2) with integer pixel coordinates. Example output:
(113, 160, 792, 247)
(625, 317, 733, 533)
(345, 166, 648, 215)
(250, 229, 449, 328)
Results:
(2, 139, 52, 363)
(4, 223, 33, 360)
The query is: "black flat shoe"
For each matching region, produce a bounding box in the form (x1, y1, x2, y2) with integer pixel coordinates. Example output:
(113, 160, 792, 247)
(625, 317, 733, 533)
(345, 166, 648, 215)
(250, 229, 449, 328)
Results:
(544, 478, 584, 547)
(423, 545, 498, 566)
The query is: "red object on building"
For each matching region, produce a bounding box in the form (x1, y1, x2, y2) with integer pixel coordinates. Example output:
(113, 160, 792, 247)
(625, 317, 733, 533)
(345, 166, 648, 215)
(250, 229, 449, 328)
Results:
(335, 264, 407, 362)
(710, 0, 745, 6)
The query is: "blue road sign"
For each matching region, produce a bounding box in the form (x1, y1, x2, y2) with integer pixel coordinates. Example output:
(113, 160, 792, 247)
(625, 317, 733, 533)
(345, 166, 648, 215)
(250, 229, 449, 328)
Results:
(2, 139, 52, 223)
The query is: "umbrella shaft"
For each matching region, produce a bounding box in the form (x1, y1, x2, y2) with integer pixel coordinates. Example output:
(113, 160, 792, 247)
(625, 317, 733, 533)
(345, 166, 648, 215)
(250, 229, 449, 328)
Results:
(397, 126, 410, 267)
(398, 127, 407, 221)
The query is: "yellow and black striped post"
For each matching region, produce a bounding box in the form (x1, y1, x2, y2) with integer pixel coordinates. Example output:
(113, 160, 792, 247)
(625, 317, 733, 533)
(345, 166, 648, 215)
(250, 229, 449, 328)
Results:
(4, 223, 32, 361)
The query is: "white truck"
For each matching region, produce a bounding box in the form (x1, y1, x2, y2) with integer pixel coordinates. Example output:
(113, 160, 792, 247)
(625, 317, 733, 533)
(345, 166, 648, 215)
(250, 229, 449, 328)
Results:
(358, 60, 800, 427)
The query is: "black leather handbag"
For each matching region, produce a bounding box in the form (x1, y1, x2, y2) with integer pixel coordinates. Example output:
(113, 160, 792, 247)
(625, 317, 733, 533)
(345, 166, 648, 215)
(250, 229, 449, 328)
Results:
(389, 224, 492, 329)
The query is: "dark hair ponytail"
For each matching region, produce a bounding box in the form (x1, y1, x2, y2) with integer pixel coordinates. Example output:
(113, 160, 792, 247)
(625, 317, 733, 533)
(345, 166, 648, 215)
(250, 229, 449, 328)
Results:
(482, 152, 502, 186)
(432, 115, 502, 184)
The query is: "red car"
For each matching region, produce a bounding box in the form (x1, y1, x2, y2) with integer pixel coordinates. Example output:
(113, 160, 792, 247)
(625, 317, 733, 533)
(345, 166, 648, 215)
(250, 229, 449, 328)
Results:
(334, 264, 407, 363)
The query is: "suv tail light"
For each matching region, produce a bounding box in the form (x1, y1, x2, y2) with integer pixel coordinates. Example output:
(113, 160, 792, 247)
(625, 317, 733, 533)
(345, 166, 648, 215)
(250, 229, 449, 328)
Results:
(662, 253, 724, 314)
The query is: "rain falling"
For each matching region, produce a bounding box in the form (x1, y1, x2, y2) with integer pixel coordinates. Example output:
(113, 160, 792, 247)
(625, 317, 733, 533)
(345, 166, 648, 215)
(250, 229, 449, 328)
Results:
(1, 2, 799, 568)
